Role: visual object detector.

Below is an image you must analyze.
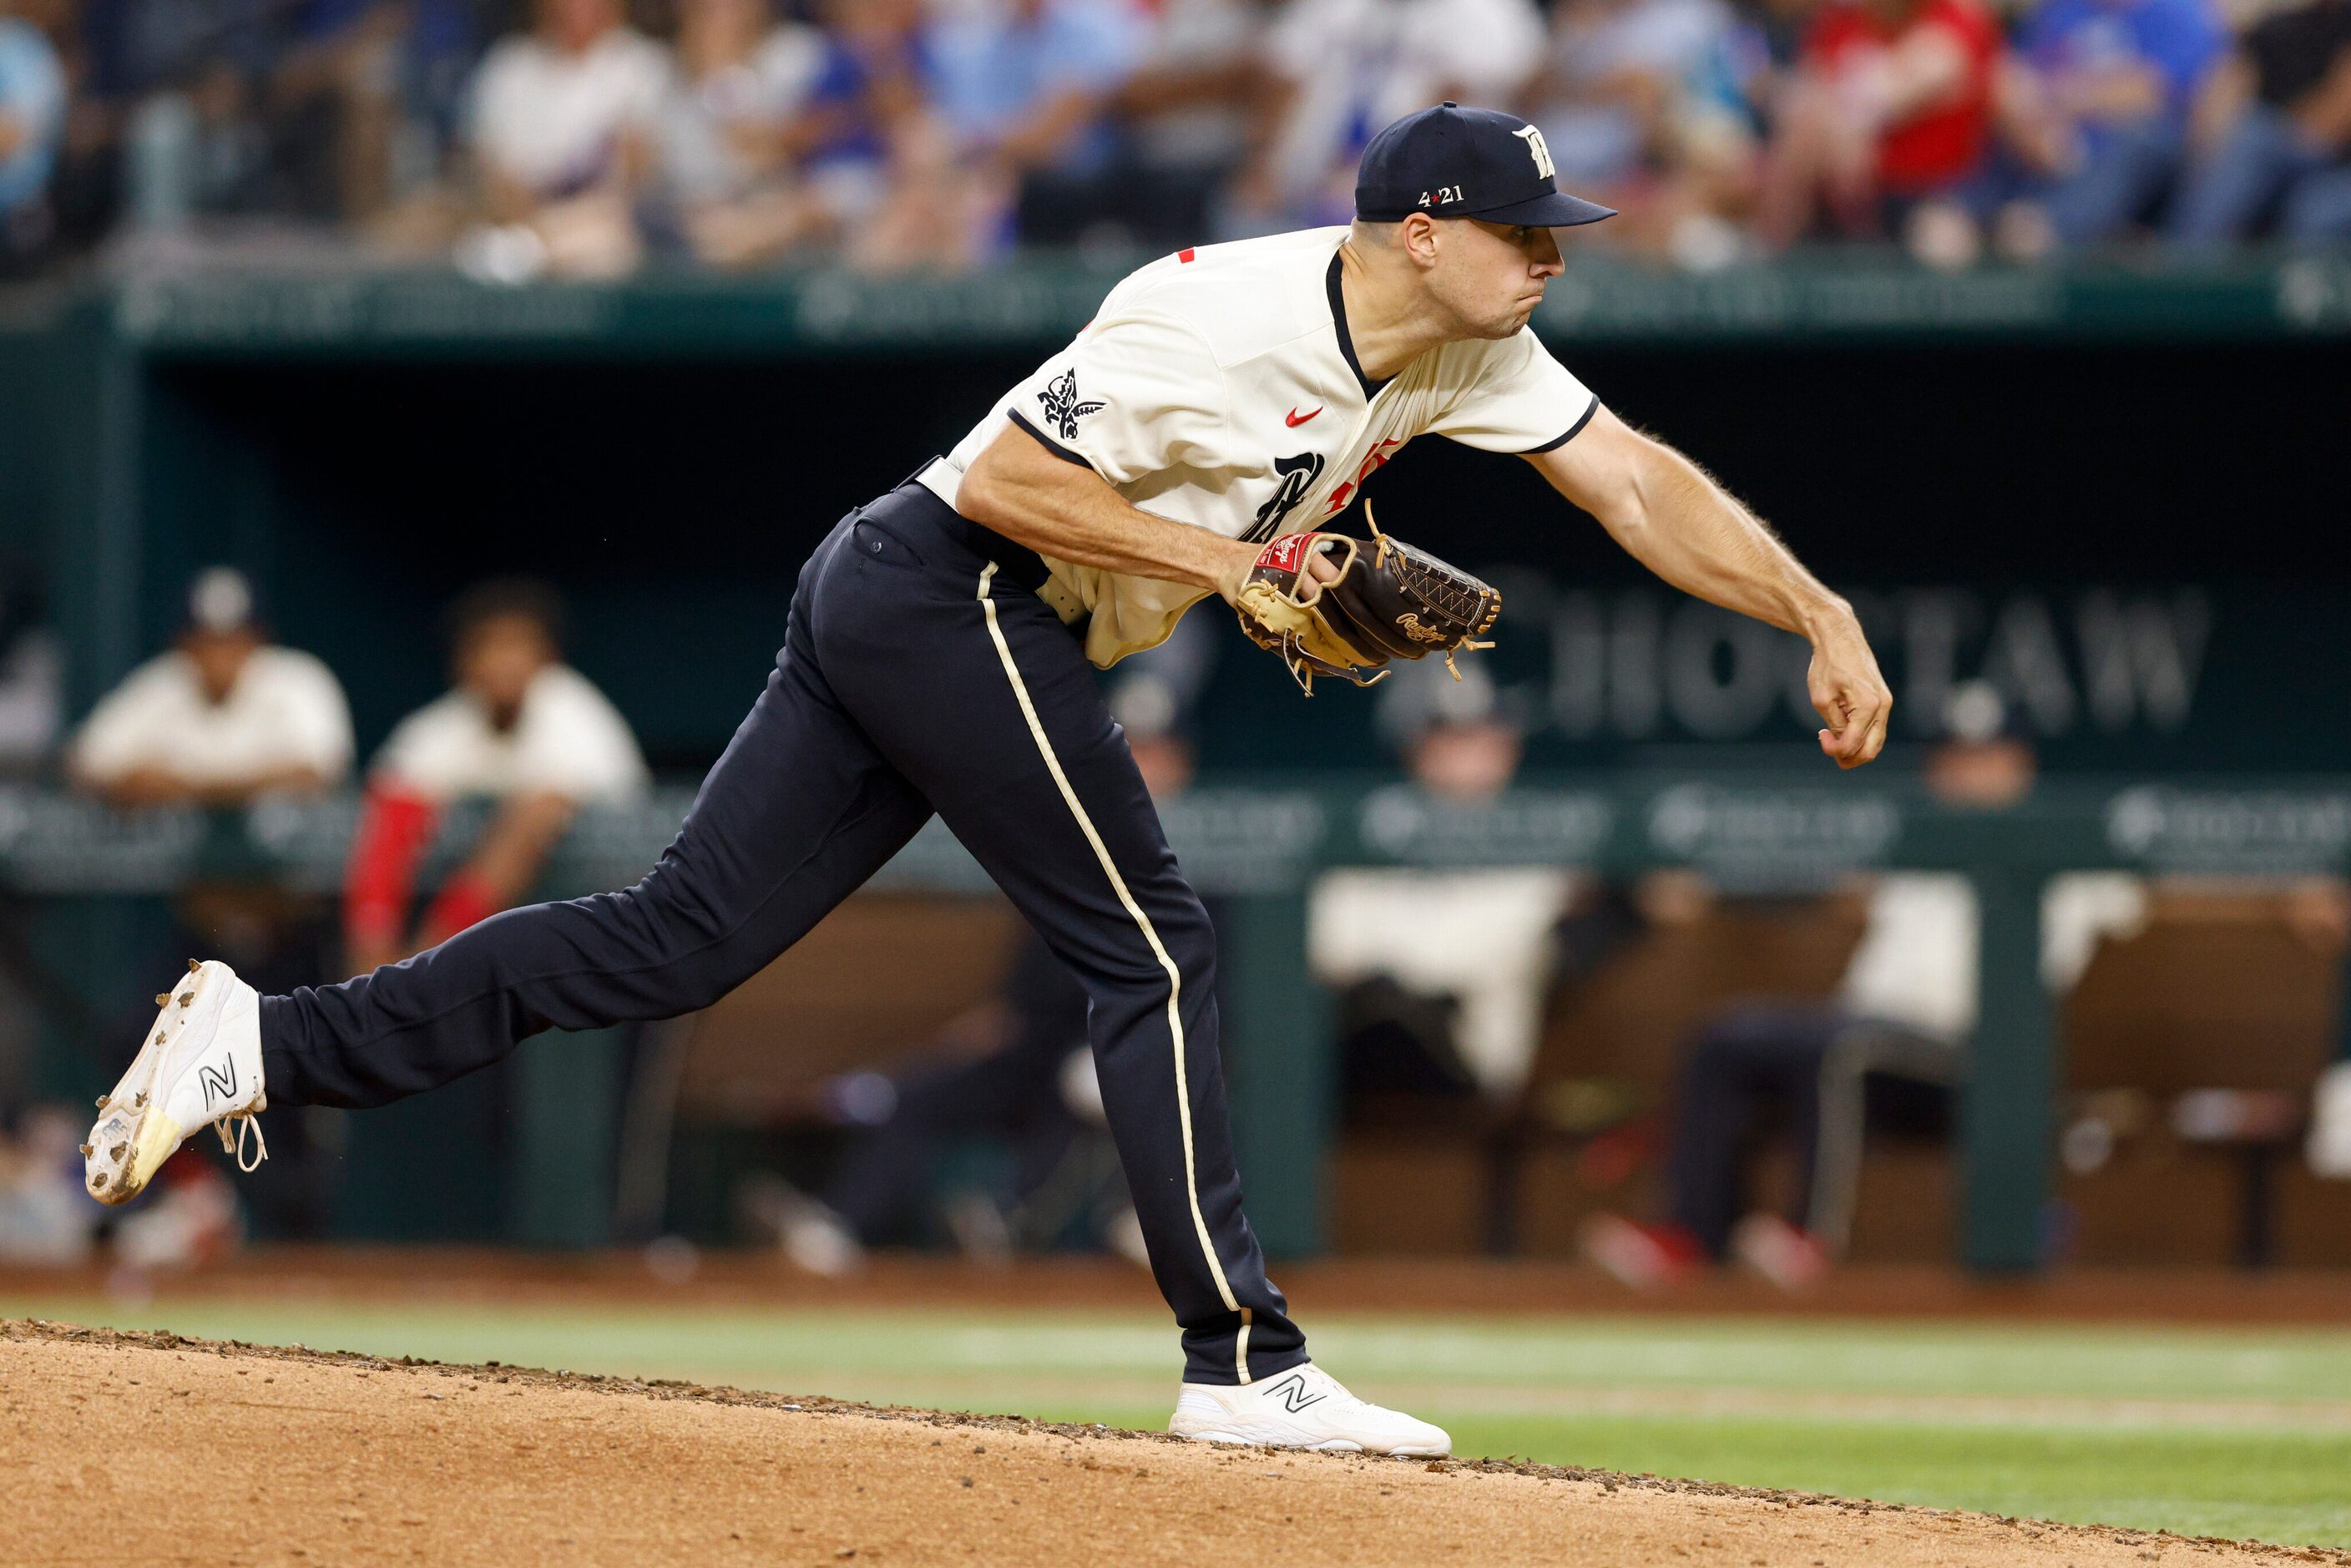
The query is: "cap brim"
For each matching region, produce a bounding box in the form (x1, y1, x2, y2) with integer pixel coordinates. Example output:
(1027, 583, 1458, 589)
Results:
(1473, 190, 1618, 227)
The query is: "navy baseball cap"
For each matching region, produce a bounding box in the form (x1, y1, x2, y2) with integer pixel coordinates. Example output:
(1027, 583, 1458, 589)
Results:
(1356, 104, 1617, 228)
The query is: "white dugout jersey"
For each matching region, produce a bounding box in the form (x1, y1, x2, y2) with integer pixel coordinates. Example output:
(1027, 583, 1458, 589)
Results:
(920, 226, 1599, 668)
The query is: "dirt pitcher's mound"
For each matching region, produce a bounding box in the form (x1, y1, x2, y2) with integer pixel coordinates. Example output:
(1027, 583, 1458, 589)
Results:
(3, 1320, 2338, 1568)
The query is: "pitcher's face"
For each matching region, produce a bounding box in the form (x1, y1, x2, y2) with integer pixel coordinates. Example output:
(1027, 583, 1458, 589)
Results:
(1425, 220, 1565, 339)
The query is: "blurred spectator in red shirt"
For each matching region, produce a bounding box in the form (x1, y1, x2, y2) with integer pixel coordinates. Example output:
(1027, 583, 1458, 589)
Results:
(2166, 0, 2351, 247)
(1757, 0, 1998, 258)
(343, 579, 647, 976)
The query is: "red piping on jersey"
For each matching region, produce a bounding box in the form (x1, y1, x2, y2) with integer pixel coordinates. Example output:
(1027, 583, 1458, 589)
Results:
(1325, 438, 1403, 514)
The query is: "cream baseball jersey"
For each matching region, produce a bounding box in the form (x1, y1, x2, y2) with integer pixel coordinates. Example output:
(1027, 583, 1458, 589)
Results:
(918, 225, 1599, 668)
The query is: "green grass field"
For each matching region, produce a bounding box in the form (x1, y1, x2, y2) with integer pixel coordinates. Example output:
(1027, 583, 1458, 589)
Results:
(11, 1290, 2349, 1549)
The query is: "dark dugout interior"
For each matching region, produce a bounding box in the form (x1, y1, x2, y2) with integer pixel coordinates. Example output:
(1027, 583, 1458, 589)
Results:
(138, 338, 2344, 775)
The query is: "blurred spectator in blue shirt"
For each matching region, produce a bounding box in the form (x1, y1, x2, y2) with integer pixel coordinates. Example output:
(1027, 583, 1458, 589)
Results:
(1988, 0, 2223, 252)
(0, 0, 65, 264)
(2166, 0, 2351, 247)
(923, 0, 1145, 258)
(771, 0, 959, 271)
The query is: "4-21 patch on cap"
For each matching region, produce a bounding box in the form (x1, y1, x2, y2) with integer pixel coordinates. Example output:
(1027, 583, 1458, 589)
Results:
(1354, 103, 1619, 228)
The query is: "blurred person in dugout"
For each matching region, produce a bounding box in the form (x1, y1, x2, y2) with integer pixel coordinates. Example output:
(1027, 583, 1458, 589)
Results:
(752, 621, 1216, 1277)
(66, 568, 355, 1248)
(68, 569, 354, 810)
(1309, 659, 1584, 1125)
(1581, 683, 2146, 1291)
(343, 579, 648, 978)
(2295, 879, 2351, 1181)
(0, 563, 58, 772)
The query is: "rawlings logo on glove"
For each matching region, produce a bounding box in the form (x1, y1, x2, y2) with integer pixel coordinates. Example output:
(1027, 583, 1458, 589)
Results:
(1231, 503, 1501, 695)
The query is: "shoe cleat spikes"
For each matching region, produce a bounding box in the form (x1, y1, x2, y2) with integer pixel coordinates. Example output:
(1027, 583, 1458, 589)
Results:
(154, 993, 171, 1007)
(78, 1143, 93, 1157)
(133, 1091, 147, 1108)
(188, 959, 201, 974)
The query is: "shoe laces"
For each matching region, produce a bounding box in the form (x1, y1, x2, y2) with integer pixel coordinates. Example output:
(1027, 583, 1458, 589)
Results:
(215, 1114, 268, 1174)
(1292, 1365, 1367, 1413)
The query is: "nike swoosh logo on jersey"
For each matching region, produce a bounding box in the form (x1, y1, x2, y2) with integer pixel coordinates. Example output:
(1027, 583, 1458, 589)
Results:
(1285, 407, 1322, 427)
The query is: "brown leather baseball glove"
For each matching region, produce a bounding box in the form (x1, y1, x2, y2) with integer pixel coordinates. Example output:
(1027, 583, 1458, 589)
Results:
(1231, 504, 1502, 695)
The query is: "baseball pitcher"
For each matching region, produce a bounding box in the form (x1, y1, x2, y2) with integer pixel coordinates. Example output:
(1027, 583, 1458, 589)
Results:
(84, 104, 1889, 1457)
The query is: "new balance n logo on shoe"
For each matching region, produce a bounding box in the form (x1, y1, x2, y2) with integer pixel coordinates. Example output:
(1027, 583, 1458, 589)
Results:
(1265, 1373, 1327, 1414)
(199, 1060, 238, 1111)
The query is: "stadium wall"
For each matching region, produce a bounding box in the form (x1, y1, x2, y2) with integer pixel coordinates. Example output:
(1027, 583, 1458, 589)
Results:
(33, 262, 2343, 777)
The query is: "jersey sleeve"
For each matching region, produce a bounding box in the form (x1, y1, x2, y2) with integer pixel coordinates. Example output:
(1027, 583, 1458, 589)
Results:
(1002, 311, 1232, 488)
(1428, 329, 1600, 455)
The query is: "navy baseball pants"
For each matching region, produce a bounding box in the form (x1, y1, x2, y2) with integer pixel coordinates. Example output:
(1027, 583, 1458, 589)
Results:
(257, 480, 1305, 1386)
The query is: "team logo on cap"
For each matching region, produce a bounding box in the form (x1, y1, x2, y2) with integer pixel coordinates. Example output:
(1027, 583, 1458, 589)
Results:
(1039, 369, 1106, 440)
(1514, 124, 1555, 180)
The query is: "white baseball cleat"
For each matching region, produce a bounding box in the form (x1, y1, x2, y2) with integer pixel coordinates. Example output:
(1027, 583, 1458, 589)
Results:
(83, 960, 267, 1206)
(1170, 1363, 1450, 1457)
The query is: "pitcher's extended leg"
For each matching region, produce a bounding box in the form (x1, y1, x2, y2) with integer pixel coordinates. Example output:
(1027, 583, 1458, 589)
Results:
(261, 542, 932, 1109)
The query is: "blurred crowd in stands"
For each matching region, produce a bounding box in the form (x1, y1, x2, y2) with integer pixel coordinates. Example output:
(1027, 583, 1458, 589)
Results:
(3, 0, 2349, 281)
